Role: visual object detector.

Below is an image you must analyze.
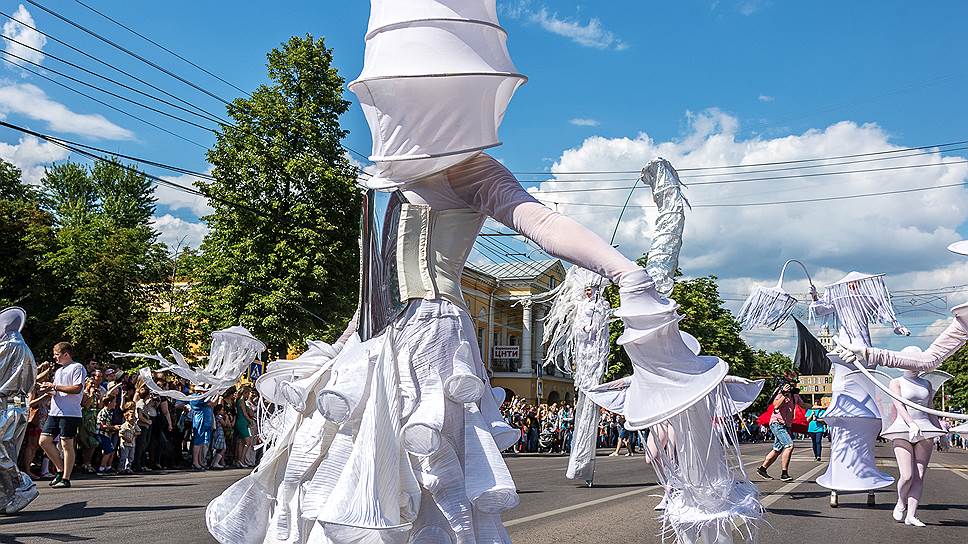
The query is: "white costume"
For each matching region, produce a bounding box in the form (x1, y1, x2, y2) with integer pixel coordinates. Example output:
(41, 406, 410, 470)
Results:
(0, 307, 38, 515)
(111, 325, 266, 401)
(809, 272, 908, 501)
(207, 3, 760, 542)
(540, 267, 611, 485)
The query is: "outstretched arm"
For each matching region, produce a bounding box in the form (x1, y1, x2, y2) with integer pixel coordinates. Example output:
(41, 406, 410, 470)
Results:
(445, 155, 639, 284)
(837, 318, 968, 371)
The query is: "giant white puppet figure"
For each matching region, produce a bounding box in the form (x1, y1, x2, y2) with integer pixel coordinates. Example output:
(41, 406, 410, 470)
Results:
(809, 271, 910, 506)
(541, 267, 611, 486)
(111, 325, 265, 401)
(207, 2, 759, 543)
(0, 307, 38, 515)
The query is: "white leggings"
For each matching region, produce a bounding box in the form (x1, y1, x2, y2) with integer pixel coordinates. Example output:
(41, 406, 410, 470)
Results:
(893, 438, 933, 518)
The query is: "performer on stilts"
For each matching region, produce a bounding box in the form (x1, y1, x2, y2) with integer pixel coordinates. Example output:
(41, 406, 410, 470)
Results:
(541, 267, 611, 487)
(208, 2, 760, 542)
(0, 307, 38, 515)
(809, 271, 909, 507)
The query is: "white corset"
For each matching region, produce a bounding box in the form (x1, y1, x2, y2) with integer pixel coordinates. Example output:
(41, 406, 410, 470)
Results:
(396, 203, 485, 310)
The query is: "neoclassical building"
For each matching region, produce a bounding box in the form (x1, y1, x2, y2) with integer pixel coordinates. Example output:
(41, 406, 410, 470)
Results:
(461, 259, 576, 405)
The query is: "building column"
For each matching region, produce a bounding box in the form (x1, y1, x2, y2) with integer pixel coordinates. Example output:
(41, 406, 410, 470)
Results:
(486, 291, 495, 372)
(534, 304, 545, 370)
(519, 299, 533, 374)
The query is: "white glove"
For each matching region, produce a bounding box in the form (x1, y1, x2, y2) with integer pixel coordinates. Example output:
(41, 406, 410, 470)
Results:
(723, 375, 752, 384)
(894, 324, 912, 337)
(908, 420, 924, 443)
(833, 339, 867, 365)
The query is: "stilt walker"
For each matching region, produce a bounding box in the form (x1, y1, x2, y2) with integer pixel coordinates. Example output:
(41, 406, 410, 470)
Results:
(540, 267, 611, 487)
(207, 2, 760, 542)
(0, 307, 38, 515)
(810, 271, 909, 507)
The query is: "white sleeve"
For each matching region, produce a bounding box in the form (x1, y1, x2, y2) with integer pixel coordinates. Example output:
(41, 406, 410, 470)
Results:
(445, 154, 639, 283)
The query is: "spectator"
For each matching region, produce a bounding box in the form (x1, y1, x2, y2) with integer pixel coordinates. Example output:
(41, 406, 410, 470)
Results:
(38, 341, 87, 489)
(805, 405, 827, 461)
(96, 396, 119, 474)
(233, 387, 255, 468)
(19, 361, 53, 480)
(190, 391, 215, 471)
(118, 409, 140, 474)
(210, 404, 227, 469)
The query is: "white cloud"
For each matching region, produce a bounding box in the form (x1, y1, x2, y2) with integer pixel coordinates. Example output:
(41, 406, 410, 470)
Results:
(0, 83, 133, 139)
(2, 5, 46, 67)
(758, 94, 774, 102)
(569, 118, 600, 127)
(502, 2, 627, 51)
(155, 171, 214, 217)
(0, 135, 68, 184)
(738, 1, 769, 16)
(530, 109, 968, 356)
(151, 214, 209, 249)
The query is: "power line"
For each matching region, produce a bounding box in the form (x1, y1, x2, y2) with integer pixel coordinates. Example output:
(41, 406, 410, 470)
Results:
(24, 0, 233, 105)
(515, 144, 968, 183)
(508, 138, 968, 175)
(0, 31, 225, 125)
(0, 8, 226, 124)
(531, 160, 968, 194)
(70, 0, 249, 96)
(0, 56, 208, 149)
(0, 47, 217, 133)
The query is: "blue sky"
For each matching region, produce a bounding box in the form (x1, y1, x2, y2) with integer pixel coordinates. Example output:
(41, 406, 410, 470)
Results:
(3, 1, 968, 353)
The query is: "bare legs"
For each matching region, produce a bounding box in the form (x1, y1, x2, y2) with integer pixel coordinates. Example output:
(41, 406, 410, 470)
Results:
(38, 435, 75, 481)
(893, 438, 933, 526)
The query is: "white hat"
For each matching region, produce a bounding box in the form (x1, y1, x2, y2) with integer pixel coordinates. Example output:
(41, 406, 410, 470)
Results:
(948, 240, 968, 256)
(0, 306, 26, 334)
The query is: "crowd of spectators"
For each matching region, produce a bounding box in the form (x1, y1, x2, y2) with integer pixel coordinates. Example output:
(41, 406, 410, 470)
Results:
(499, 396, 644, 455)
(17, 342, 263, 489)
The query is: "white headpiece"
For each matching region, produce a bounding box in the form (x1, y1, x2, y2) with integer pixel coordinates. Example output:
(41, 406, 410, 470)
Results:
(350, 0, 526, 189)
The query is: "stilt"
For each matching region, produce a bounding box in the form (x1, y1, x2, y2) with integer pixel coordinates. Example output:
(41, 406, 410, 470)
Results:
(829, 490, 839, 508)
(867, 491, 875, 507)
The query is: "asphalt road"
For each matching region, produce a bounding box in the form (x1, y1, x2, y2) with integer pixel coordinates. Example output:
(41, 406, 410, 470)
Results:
(2, 441, 966, 543)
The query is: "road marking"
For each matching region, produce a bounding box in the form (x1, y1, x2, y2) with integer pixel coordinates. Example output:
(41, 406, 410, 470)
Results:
(758, 462, 829, 508)
(504, 484, 663, 527)
(504, 456, 787, 527)
(941, 467, 968, 482)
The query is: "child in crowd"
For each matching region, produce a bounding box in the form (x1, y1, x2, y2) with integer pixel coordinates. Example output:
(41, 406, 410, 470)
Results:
(118, 410, 140, 474)
(96, 397, 119, 474)
(209, 404, 226, 469)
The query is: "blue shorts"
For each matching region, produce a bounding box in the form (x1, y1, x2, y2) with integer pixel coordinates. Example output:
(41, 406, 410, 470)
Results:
(193, 426, 212, 446)
(770, 422, 794, 451)
(42, 415, 82, 439)
(96, 433, 116, 453)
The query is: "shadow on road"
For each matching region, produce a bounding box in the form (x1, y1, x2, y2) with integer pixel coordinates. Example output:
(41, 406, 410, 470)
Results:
(0, 501, 202, 526)
(0, 531, 94, 544)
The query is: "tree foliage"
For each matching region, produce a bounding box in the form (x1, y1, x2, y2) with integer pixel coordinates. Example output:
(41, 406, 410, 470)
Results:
(196, 35, 362, 357)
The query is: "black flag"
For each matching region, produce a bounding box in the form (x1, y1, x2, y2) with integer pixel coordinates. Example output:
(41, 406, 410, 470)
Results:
(793, 316, 831, 375)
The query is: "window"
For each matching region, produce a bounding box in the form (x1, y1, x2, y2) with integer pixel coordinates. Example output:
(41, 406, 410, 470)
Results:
(549, 276, 557, 289)
(509, 335, 517, 346)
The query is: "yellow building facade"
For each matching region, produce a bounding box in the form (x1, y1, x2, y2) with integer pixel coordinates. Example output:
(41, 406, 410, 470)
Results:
(461, 259, 574, 405)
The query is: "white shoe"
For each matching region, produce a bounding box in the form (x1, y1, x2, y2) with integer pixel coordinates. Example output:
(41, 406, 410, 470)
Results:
(904, 516, 925, 527)
(654, 495, 668, 511)
(893, 503, 905, 522)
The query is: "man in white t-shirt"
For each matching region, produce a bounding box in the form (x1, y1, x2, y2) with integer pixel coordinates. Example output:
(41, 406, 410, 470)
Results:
(38, 341, 87, 488)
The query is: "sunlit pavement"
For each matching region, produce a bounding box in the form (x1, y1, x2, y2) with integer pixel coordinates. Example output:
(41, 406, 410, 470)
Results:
(2, 441, 966, 543)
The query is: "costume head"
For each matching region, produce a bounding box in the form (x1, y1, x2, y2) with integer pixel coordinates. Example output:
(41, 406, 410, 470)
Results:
(350, 0, 526, 189)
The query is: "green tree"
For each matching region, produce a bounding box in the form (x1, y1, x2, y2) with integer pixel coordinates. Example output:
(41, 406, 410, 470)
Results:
(0, 160, 60, 348)
(197, 35, 361, 357)
(940, 348, 968, 413)
(39, 159, 167, 361)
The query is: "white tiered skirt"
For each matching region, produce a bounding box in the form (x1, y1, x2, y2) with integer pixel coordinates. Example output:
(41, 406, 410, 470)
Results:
(207, 299, 519, 544)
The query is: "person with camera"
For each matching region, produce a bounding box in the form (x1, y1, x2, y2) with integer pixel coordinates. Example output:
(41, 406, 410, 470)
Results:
(757, 380, 811, 482)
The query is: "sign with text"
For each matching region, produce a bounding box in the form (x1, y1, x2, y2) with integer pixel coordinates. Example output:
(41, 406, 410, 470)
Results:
(493, 345, 520, 360)
(798, 374, 833, 395)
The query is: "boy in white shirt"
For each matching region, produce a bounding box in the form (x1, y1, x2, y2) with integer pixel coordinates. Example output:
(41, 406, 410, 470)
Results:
(38, 342, 87, 488)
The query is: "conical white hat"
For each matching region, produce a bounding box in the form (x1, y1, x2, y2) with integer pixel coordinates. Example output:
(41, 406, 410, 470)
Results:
(0, 306, 26, 334)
